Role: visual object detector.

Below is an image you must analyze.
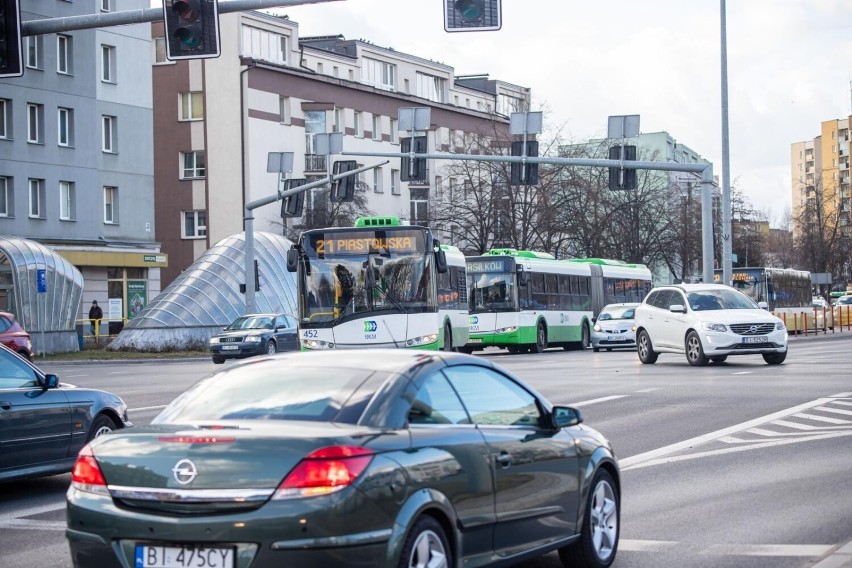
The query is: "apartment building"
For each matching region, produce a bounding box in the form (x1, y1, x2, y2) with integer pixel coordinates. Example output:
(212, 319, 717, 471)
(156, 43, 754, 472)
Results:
(0, 0, 164, 330)
(791, 117, 851, 238)
(152, 11, 530, 286)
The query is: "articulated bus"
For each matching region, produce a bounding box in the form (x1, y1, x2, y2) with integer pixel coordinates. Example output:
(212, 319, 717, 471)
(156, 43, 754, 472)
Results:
(463, 250, 653, 354)
(287, 216, 468, 350)
(715, 267, 814, 331)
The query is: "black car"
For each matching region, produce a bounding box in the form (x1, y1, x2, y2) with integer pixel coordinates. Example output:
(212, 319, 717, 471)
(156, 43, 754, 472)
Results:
(0, 344, 131, 483)
(67, 350, 620, 568)
(208, 313, 298, 364)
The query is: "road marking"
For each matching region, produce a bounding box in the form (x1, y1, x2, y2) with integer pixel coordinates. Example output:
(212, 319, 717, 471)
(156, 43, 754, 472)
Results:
(0, 519, 65, 531)
(634, 388, 661, 393)
(815, 405, 852, 416)
(619, 539, 679, 551)
(831, 392, 852, 397)
(833, 401, 852, 407)
(732, 371, 753, 375)
(131, 405, 167, 412)
(570, 395, 628, 407)
(620, 397, 838, 470)
(793, 412, 852, 425)
(0, 502, 66, 522)
(702, 544, 835, 556)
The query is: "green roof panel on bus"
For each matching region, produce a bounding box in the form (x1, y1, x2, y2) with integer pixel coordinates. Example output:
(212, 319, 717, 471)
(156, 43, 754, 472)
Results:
(567, 258, 649, 270)
(355, 216, 401, 227)
(484, 249, 556, 260)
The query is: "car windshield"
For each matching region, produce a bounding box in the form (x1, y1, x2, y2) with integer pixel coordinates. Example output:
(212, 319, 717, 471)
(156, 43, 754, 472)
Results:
(227, 316, 274, 330)
(836, 296, 852, 305)
(688, 289, 759, 311)
(598, 305, 636, 320)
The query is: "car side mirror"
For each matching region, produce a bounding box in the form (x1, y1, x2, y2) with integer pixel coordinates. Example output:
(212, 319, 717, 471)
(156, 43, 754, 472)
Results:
(286, 247, 298, 273)
(669, 304, 686, 313)
(551, 405, 583, 428)
(758, 301, 769, 310)
(591, 316, 597, 323)
(41, 374, 59, 389)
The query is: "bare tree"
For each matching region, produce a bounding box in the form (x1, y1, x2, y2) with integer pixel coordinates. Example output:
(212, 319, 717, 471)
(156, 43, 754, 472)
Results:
(791, 176, 852, 279)
(266, 180, 375, 241)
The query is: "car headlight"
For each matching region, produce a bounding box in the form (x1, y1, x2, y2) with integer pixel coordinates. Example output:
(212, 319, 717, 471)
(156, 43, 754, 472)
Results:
(593, 324, 602, 332)
(209, 337, 220, 344)
(407, 334, 439, 346)
(245, 335, 262, 343)
(776, 320, 786, 331)
(302, 339, 335, 349)
(701, 322, 727, 332)
(495, 326, 518, 334)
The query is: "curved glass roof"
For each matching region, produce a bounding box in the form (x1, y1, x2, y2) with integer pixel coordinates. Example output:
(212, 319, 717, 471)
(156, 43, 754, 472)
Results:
(0, 237, 83, 332)
(112, 232, 296, 350)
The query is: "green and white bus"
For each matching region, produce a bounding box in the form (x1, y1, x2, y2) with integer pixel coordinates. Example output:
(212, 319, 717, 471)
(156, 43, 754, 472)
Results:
(463, 250, 653, 354)
(287, 216, 468, 350)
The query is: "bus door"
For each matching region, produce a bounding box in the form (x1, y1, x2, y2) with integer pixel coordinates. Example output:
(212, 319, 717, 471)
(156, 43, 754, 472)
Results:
(589, 264, 605, 316)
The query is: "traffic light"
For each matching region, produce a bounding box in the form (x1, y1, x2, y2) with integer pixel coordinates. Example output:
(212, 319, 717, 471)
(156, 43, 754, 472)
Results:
(444, 0, 502, 32)
(281, 179, 308, 218)
(608, 145, 637, 190)
(400, 136, 427, 182)
(162, 0, 220, 61)
(0, 0, 23, 78)
(510, 141, 539, 186)
(331, 161, 358, 202)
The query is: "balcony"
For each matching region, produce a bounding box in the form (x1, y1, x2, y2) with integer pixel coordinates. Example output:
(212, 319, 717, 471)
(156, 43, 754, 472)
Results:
(304, 154, 328, 172)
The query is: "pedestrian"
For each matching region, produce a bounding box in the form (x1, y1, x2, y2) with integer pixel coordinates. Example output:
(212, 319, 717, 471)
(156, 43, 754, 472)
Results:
(88, 300, 103, 336)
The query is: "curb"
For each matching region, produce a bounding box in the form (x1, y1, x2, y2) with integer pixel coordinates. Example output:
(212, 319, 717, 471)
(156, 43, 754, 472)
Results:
(39, 357, 210, 366)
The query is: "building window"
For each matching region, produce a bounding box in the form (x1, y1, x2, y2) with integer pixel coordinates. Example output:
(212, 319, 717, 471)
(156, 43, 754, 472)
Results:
(27, 103, 43, 144)
(101, 45, 116, 83)
(410, 188, 429, 225)
(448, 177, 457, 200)
(28, 179, 45, 218)
(373, 168, 383, 193)
(240, 25, 288, 65)
(59, 181, 75, 220)
(354, 111, 363, 137)
(391, 169, 400, 195)
(333, 66, 339, 77)
(279, 96, 290, 124)
(332, 108, 342, 133)
(26, 36, 42, 69)
(363, 58, 396, 91)
(102, 116, 116, 152)
(316, 62, 323, 74)
(179, 92, 204, 121)
(153, 37, 168, 64)
(435, 175, 443, 198)
(104, 186, 118, 224)
(371, 115, 381, 141)
(389, 118, 397, 143)
(183, 210, 207, 238)
(57, 35, 73, 74)
(57, 107, 74, 147)
(416, 72, 445, 103)
(0, 99, 9, 139)
(181, 151, 206, 179)
(100, 0, 111, 12)
(0, 177, 10, 217)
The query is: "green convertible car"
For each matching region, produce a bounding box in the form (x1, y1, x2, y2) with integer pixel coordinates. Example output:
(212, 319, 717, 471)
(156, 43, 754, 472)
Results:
(66, 350, 620, 568)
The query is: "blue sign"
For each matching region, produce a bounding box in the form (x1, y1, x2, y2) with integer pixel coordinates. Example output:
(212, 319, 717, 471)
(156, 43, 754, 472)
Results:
(36, 269, 47, 294)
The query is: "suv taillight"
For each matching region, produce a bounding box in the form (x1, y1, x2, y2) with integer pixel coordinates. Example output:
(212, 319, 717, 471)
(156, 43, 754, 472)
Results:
(273, 446, 374, 499)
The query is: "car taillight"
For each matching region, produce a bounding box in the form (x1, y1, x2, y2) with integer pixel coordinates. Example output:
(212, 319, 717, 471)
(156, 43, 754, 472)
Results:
(274, 446, 374, 499)
(71, 445, 109, 495)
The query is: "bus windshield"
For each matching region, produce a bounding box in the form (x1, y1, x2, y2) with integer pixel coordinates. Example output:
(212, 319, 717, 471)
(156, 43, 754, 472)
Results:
(467, 258, 517, 312)
(300, 229, 434, 324)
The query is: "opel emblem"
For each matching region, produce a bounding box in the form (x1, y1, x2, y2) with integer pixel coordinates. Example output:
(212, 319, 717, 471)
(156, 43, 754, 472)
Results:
(172, 459, 198, 485)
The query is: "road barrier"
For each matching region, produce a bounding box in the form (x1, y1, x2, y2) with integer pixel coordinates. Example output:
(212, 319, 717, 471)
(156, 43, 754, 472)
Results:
(778, 305, 852, 336)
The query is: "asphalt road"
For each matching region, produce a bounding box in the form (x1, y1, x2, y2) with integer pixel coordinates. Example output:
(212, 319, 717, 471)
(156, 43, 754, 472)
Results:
(1, 333, 851, 568)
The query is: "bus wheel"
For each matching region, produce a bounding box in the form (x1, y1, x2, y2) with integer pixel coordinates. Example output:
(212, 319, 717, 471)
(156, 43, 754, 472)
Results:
(457, 346, 473, 355)
(442, 323, 453, 352)
(532, 323, 547, 353)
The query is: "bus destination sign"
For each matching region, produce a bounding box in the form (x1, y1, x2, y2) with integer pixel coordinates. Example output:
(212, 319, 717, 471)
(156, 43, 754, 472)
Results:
(467, 259, 511, 273)
(308, 230, 426, 256)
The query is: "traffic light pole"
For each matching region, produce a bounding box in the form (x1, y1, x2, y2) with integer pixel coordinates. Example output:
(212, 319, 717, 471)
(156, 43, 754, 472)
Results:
(242, 160, 387, 313)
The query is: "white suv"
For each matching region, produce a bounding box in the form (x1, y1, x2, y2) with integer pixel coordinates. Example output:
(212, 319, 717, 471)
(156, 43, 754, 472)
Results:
(634, 283, 788, 366)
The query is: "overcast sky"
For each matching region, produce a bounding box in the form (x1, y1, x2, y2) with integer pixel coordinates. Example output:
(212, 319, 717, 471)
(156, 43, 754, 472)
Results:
(270, 0, 852, 225)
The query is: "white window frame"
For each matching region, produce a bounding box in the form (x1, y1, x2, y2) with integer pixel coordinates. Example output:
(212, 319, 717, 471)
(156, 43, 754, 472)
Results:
(101, 45, 116, 83)
(279, 96, 290, 125)
(181, 151, 206, 179)
(182, 210, 207, 239)
(179, 92, 204, 121)
(100, 0, 111, 12)
(372, 115, 381, 141)
(103, 186, 118, 224)
(0, 99, 8, 140)
(102, 116, 116, 153)
(0, 177, 10, 217)
(28, 179, 44, 218)
(57, 35, 72, 74)
(416, 72, 445, 103)
(27, 103, 42, 144)
(373, 168, 383, 193)
(391, 169, 400, 195)
(354, 111, 363, 138)
(153, 37, 171, 65)
(362, 58, 396, 92)
(240, 25, 288, 65)
(389, 118, 397, 144)
(57, 107, 73, 147)
(59, 181, 75, 221)
(333, 108, 342, 133)
(26, 36, 41, 70)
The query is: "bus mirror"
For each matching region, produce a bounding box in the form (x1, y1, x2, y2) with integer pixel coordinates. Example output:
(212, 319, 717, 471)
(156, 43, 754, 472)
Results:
(435, 250, 448, 273)
(517, 268, 528, 286)
(286, 247, 298, 272)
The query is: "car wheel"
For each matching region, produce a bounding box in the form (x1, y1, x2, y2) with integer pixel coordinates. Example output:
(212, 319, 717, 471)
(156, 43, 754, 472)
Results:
(558, 468, 619, 568)
(442, 323, 453, 352)
(212, 355, 225, 364)
(710, 356, 728, 363)
(593, 347, 600, 353)
(606, 348, 613, 352)
(532, 322, 547, 353)
(457, 346, 473, 355)
(763, 350, 787, 365)
(398, 515, 451, 568)
(636, 330, 658, 364)
(685, 331, 709, 366)
(580, 324, 591, 350)
(87, 414, 118, 442)
(265, 340, 276, 355)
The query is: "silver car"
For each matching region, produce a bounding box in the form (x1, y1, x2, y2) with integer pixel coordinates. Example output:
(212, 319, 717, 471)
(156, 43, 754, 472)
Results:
(591, 303, 640, 352)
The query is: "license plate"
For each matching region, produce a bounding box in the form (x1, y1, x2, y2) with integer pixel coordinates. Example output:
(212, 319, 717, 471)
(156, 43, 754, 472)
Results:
(135, 545, 235, 568)
(742, 336, 767, 344)
(611, 335, 624, 341)
(221, 345, 239, 350)
(468, 338, 483, 343)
